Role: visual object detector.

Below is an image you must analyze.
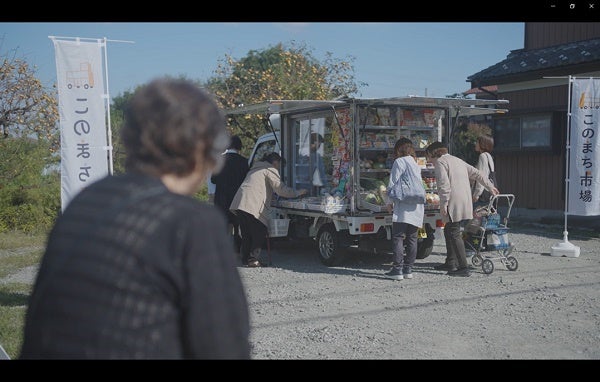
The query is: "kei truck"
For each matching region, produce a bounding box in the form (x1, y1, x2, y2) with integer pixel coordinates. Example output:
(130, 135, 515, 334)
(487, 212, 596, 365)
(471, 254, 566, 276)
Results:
(226, 96, 508, 266)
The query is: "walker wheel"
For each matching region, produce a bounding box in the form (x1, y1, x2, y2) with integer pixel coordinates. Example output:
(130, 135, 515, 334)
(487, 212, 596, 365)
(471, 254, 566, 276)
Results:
(472, 254, 483, 267)
(482, 259, 494, 274)
(505, 255, 518, 271)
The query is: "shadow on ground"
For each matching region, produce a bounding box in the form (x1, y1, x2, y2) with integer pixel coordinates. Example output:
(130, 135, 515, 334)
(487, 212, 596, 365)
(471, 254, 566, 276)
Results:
(0, 290, 29, 307)
(257, 238, 451, 278)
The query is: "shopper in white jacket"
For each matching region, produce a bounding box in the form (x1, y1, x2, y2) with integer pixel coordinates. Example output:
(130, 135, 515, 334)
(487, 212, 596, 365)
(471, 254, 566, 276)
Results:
(383, 138, 425, 280)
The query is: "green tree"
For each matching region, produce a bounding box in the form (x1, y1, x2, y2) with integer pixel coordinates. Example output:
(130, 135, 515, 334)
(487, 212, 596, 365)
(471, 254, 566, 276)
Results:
(0, 42, 59, 150)
(108, 89, 136, 174)
(0, 138, 60, 233)
(0, 43, 60, 232)
(205, 42, 365, 153)
(449, 117, 492, 165)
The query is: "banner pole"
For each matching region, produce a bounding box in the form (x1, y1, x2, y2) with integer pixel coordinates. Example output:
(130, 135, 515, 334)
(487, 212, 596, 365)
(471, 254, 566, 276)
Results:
(564, 75, 572, 236)
(102, 37, 114, 175)
(551, 75, 580, 257)
(49, 35, 134, 210)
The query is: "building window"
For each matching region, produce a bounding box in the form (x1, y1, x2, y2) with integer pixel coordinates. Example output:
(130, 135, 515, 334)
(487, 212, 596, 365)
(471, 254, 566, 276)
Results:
(494, 113, 553, 151)
(522, 114, 552, 148)
(494, 118, 520, 150)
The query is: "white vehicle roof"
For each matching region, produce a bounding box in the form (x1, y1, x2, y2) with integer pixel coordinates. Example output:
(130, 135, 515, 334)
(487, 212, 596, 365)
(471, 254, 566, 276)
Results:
(225, 96, 508, 117)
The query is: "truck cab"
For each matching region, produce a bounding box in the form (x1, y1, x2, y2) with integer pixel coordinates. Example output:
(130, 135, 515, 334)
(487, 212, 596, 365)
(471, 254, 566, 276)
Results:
(249, 131, 280, 168)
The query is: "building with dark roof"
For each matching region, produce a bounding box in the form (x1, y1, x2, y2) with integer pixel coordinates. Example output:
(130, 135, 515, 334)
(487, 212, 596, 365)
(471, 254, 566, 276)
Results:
(466, 22, 600, 216)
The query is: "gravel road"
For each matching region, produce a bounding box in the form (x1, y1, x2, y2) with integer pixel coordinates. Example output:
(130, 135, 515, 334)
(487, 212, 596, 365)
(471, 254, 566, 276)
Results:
(2, 223, 598, 359)
(239, 223, 600, 359)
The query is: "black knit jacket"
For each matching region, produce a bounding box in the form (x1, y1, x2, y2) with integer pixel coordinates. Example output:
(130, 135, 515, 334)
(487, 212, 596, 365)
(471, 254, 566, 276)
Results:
(20, 173, 250, 359)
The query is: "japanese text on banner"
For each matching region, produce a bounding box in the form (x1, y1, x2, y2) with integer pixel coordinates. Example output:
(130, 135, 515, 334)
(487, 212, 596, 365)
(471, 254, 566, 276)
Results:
(52, 39, 109, 211)
(568, 78, 600, 216)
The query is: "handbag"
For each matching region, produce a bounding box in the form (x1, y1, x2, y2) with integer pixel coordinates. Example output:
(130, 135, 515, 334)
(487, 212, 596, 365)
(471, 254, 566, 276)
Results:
(387, 159, 425, 204)
(479, 153, 497, 203)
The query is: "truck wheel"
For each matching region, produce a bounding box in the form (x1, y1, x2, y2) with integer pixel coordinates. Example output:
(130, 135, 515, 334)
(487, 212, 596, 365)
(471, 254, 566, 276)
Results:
(416, 237, 434, 260)
(317, 223, 344, 266)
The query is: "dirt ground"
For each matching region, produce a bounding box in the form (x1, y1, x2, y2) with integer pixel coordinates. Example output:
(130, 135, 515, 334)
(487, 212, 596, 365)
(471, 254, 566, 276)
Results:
(2, 221, 598, 360)
(239, 223, 600, 359)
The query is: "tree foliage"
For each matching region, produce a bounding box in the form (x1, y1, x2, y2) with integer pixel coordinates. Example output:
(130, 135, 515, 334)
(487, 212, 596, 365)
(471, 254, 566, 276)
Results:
(0, 42, 59, 150)
(0, 42, 60, 233)
(0, 138, 60, 233)
(449, 117, 492, 165)
(205, 42, 365, 153)
(108, 89, 136, 175)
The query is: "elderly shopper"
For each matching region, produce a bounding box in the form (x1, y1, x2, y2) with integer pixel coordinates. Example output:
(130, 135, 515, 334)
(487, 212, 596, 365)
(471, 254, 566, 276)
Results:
(230, 152, 307, 267)
(426, 141, 499, 277)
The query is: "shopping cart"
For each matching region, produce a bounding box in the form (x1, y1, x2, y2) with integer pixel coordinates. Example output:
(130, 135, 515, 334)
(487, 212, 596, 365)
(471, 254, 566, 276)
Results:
(463, 194, 517, 274)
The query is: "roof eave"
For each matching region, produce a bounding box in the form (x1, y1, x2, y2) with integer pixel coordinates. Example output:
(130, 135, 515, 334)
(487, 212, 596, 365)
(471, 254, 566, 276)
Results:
(469, 61, 600, 88)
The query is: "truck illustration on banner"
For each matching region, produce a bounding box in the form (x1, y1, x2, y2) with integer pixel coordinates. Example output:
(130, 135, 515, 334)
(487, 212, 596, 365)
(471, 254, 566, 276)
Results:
(66, 62, 94, 89)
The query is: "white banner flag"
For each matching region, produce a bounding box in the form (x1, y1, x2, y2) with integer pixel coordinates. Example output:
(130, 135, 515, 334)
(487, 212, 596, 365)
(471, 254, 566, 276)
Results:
(568, 78, 600, 216)
(53, 38, 109, 211)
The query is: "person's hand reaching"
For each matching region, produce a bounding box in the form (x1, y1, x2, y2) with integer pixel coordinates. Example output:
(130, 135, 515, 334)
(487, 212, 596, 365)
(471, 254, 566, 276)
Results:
(296, 189, 308, 197)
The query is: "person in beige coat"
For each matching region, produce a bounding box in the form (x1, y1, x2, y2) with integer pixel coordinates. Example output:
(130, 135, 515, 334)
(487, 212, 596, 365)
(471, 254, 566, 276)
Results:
(230, 152, 307, 267)
(425, 142, 499, 277)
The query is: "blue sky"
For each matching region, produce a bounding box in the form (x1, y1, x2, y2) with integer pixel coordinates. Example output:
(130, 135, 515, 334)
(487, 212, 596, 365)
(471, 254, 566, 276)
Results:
(1, 22, 524, 100)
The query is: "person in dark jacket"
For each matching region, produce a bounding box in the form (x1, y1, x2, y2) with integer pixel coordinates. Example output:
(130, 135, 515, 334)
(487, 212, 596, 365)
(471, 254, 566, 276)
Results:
(20, 78, 250, 359)
(211, 135, 249, 253)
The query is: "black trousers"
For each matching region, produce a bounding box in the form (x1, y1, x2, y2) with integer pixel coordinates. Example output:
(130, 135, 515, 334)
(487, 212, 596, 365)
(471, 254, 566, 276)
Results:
(226, 210, 242, 253)
(391, 222, 419, 271)
(443, 219, 468, 269)
(236, 210, 268, 264)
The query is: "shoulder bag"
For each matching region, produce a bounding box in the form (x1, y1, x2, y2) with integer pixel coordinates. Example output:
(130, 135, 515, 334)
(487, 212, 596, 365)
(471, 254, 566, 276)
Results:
(387, 160, 425, 204)
(479, 153, 498, 203)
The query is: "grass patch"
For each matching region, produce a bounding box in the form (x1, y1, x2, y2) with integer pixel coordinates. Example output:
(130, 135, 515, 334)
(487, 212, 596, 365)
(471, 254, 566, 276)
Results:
(0, 231, 45, 359)
(0, 231, 47, 250)
(0, 248, 43, 279)
(0, 283, 33, 359)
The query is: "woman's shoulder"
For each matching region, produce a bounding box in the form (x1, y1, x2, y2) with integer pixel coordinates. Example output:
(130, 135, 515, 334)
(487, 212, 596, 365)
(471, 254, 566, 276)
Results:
(395, 155, 413, 165)
(480, 152, 494, 164)
(262, 167, 280, 178)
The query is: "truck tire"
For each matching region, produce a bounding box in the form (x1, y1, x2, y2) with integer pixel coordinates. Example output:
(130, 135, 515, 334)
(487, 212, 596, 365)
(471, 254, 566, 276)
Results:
(416, 237, 434, 260)
(317, 223, 345, 266)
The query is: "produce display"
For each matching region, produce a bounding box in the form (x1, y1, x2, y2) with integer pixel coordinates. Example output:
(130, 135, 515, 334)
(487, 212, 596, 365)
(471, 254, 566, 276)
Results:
(360, 178, 388, 206)
(359, 175, 439, 210)
(356, 105, 443, 213)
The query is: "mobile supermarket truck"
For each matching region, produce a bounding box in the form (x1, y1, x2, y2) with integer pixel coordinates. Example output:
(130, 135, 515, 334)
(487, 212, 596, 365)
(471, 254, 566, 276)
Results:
(226, 96, 508, 266)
